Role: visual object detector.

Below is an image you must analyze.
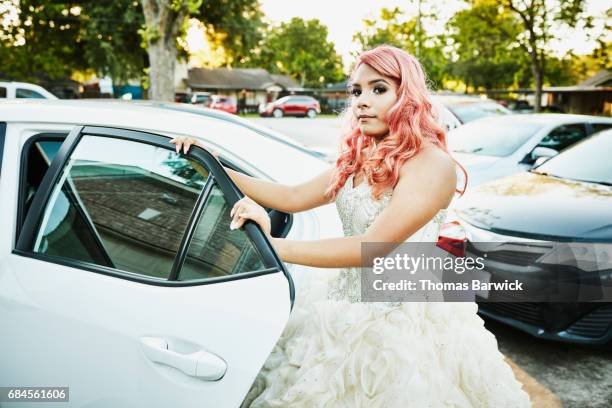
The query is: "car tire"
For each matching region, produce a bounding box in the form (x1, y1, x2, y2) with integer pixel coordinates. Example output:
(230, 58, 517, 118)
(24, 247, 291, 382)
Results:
(306, 109, 317, 118)
(273, 108, 283, 118)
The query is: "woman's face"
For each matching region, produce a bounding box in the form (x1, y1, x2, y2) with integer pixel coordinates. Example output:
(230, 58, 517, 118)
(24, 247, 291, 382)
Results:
(349, 63, 399, 139)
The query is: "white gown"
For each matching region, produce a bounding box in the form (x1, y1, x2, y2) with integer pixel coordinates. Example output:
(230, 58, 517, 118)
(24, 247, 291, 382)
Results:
(243, 174, 531, 408)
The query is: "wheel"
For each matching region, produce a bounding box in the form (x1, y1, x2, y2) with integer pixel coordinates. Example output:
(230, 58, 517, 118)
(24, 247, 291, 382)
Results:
(273, 108, 283, 118)
(306, 109, 317, 118)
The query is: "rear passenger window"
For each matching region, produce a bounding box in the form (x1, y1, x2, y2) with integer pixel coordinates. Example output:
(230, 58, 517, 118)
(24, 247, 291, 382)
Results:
(33, 136, 209, 278)
(16, 88, 46, 99)
(0, 87, 6, 98)
(30, 134, 268, 281)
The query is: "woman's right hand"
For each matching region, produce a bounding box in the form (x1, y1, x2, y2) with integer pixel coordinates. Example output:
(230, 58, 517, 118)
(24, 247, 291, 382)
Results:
(170, 136, 220, 160)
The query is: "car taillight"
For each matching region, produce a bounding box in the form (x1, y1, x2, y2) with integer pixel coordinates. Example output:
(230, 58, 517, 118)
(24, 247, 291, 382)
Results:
(436, 221, 467, 257)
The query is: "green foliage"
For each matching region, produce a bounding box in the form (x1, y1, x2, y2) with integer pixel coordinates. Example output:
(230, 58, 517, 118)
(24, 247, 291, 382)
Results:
(198, 0, 265, 67)
(352, 7, 449, 89)
(0, 0, 146, 83)
(254, 17, 344, 87)
(446, 0, 528, 89)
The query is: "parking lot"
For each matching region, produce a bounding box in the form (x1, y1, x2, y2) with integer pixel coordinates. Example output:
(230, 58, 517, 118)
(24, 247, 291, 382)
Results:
(246, 116, 612, 408)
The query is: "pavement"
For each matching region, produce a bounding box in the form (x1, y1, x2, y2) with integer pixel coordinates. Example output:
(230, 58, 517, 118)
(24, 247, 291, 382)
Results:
(244, 116, 612, 408)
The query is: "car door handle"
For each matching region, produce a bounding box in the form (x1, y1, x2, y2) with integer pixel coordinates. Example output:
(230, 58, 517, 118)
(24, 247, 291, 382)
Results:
(140, 337, 227, 381)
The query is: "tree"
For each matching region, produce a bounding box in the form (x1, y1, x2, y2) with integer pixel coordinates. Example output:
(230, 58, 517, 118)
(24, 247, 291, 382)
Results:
(254, 18, 344, 87)
(495, 0, 588, 111)
(140, 0, 200, 101)
(353, 7, 449, 89)
(0, 0, 146, 84)
(446, 0, 530, 90)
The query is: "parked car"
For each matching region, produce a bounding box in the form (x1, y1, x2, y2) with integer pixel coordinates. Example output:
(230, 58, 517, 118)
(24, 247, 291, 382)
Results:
(259, 95, 321, 118)
(443, 129, 612, 346)
(431, 95, 511, 124)
(0, 99, 343, 407)
(0, 81, 58, 99)
(448, 113, 612, 187)
(190, 91, 213, 107)
(210, 95, 237, 114)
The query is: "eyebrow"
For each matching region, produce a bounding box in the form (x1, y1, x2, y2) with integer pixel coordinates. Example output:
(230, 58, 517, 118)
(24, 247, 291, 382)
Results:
(348, 79, 390, 88)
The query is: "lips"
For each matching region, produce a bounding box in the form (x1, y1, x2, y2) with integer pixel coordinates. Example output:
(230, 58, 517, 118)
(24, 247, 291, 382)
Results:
(358, 114, 376, 119)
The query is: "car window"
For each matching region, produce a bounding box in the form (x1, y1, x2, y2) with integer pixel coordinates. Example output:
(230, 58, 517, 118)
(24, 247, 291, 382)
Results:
(179, 183, 265, 280)
(32, 135, 210, 279)
(538, 123, 587, 151)
(0, 86, 6, 98)
(16, 88, 46, 99)
(592, 123, 612, 134)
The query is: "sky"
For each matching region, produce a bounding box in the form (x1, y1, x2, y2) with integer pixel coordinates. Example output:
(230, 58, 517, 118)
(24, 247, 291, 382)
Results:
(258, 0, 611, 68)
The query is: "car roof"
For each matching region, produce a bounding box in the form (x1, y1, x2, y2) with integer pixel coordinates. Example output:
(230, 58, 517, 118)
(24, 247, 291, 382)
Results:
(0, 99, 327, 183)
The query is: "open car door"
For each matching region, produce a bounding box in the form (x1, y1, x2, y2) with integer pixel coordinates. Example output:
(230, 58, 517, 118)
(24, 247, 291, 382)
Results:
(2, 126, 294, 407)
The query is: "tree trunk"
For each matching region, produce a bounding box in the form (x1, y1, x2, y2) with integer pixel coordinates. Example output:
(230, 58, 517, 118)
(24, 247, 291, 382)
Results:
(528, 49, 542, 112)
(141, 0, 188, 102)
(148, 39, 177, 101)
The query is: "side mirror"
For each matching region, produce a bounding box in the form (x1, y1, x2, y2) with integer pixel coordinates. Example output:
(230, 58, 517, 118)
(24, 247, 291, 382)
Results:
(530, 146, 558, 165)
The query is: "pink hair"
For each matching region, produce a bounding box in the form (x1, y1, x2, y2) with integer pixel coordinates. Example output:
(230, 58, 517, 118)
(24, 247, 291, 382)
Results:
(325, 45, 467, 200)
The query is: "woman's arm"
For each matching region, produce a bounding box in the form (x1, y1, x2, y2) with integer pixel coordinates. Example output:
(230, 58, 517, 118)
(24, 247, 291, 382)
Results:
(225, 166, 335, 213)
(271, 148, 457, 268)
(171, 136, 334, 213)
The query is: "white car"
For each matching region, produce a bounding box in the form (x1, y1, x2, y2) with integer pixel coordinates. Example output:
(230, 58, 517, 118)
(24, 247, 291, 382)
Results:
(0, 81, 58, 99)
(431, 95, 511, 125)
(0, 99, 342, 407)
(448, 113, 612, 188)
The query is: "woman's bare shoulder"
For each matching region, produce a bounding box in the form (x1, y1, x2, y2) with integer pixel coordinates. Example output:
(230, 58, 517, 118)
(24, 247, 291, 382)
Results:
(399, 144, 456, 181)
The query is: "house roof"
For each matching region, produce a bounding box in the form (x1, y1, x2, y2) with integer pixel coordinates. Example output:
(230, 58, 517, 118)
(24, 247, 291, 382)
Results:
(188, 68, 300, 91)
(578, 70, 612, 87)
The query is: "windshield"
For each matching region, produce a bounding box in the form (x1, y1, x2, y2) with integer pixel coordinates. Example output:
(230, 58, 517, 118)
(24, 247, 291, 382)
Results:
(535, 132, 612, 185)
(447, 120, 544, 157)
(450, 102, 510, 123)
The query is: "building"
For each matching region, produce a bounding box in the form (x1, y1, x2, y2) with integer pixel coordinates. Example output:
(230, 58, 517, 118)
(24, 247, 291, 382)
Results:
(486, 70, 612, 116)
(181, 67, 303, 113)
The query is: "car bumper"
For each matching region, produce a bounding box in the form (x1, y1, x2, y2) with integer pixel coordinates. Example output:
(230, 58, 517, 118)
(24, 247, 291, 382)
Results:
(478, 301, 612, 346)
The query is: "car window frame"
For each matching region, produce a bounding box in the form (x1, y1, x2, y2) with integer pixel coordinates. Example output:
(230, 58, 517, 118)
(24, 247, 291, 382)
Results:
(16, 133, 68, 243)
(13, 126, 294, 302)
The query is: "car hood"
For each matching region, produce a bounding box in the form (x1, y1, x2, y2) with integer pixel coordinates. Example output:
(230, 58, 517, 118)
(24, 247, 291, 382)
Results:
(456, 172, 612, 241)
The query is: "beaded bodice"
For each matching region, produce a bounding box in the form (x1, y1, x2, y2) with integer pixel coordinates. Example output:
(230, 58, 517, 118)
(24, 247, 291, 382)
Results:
(327, 174, 447, 302)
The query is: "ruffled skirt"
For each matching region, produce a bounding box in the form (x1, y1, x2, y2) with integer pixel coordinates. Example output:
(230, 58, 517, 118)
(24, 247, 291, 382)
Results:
(242, 273, 531, 408)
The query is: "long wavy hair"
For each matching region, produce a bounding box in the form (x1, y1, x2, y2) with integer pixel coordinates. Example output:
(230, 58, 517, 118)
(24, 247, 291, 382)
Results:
(325, 45, 467, 200)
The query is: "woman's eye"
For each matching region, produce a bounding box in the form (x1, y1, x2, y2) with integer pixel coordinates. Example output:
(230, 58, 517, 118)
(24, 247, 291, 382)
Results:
(374, 86, 387, 94)
(349, 88, 361, 96)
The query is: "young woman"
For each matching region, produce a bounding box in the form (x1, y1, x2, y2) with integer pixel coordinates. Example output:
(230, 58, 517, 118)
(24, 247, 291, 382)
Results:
(172, 45, 530, 407)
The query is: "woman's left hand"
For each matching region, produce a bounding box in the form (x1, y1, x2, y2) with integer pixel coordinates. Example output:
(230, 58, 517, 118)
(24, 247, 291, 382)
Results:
(230, 196, 272, 237)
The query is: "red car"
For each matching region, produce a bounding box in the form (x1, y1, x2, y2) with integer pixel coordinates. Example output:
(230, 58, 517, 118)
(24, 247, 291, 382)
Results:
(209, 95, 237, 114)
(259, 95, 321, 118)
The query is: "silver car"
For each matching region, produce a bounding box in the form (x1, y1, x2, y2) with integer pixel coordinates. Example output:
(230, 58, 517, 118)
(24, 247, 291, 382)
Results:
(448, 114, 612, 188)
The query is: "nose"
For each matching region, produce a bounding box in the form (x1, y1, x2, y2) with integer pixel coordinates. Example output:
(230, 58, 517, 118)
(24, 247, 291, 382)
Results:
(356, 91, 371, 109)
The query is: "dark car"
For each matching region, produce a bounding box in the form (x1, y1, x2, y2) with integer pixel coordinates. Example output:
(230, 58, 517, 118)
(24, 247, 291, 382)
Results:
(443, 129, 612, 346)
(259, 95, 321, 118)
